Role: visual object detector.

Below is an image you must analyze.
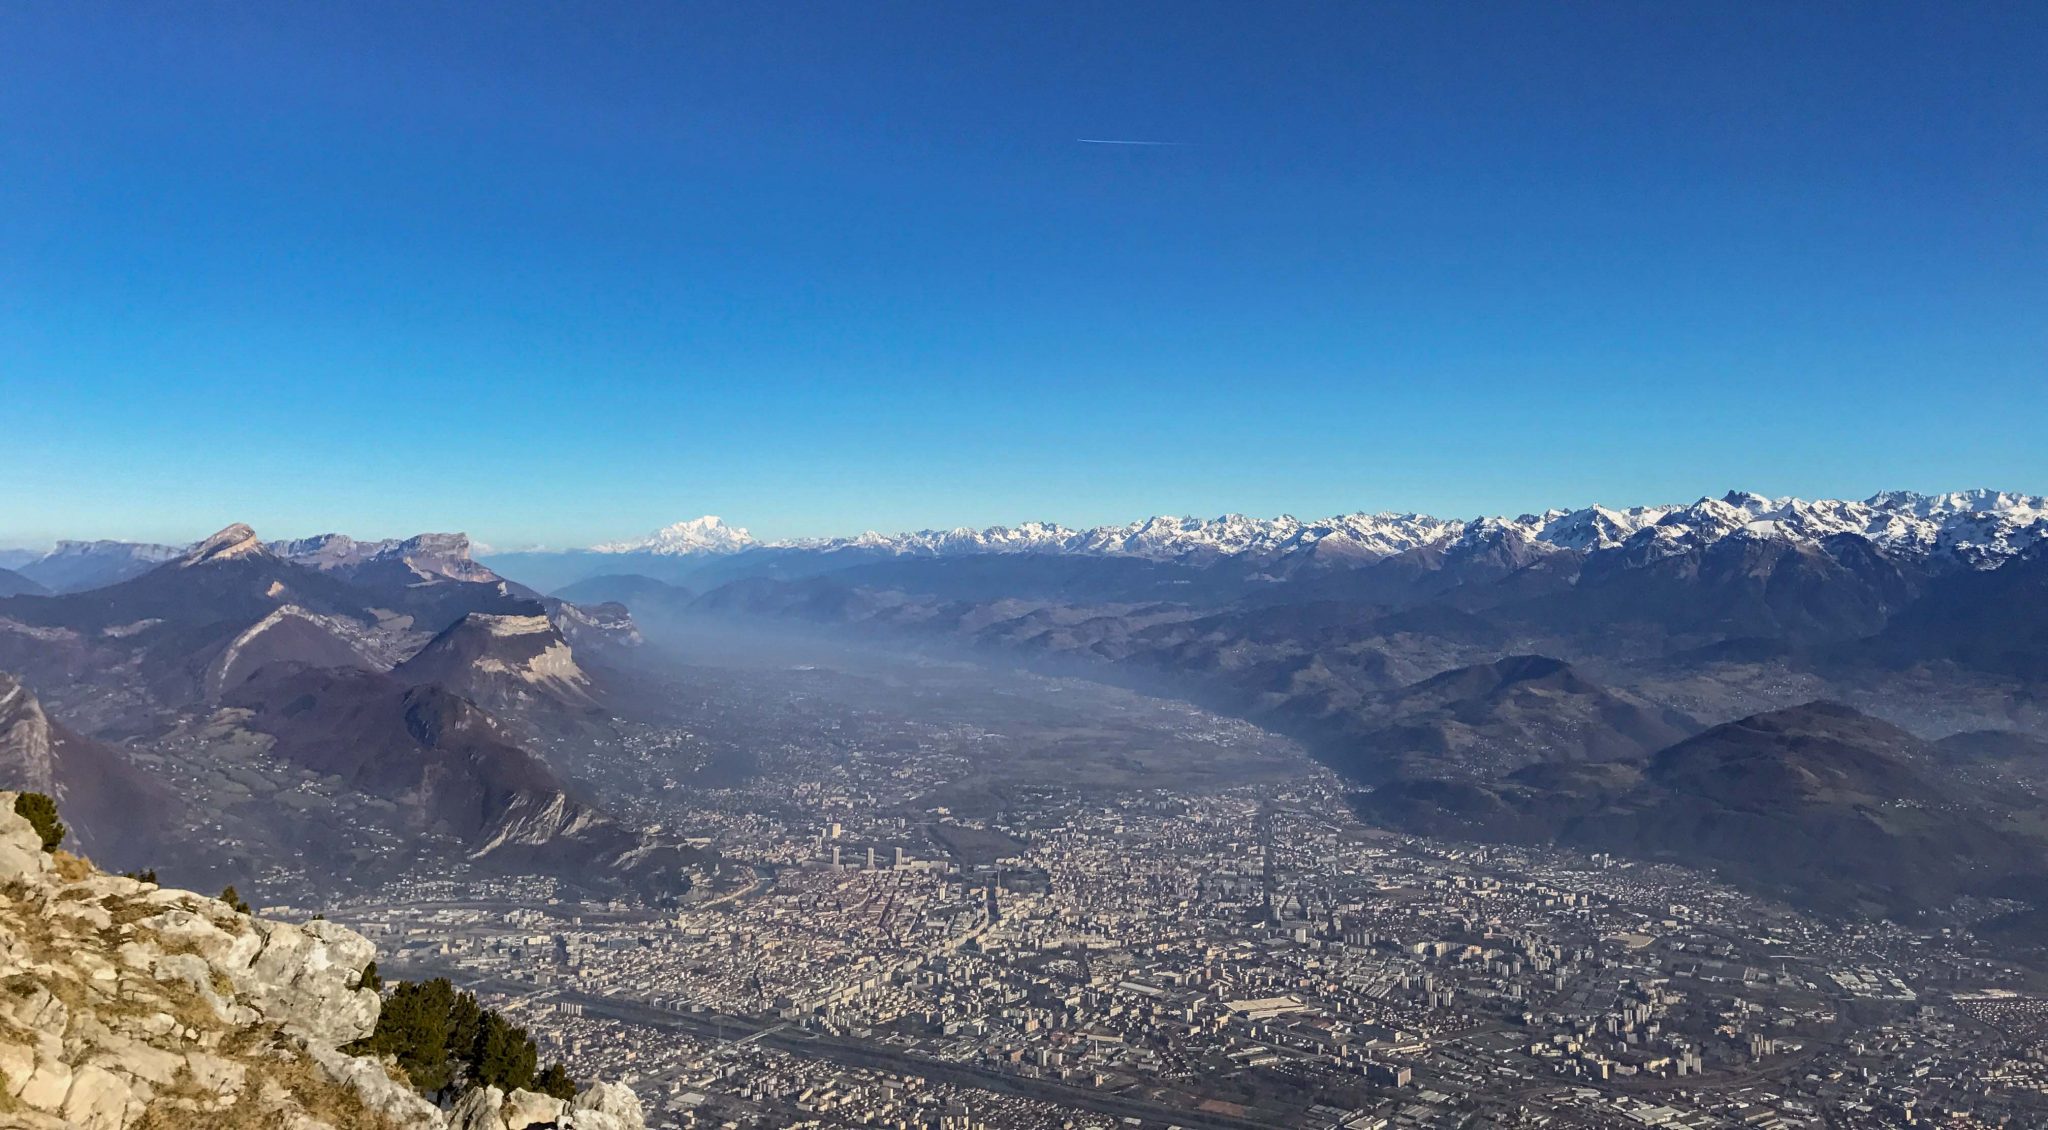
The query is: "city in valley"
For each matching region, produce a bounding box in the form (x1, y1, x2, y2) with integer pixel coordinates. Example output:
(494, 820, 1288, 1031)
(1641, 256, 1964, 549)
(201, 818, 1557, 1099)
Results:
(259, 644, 2048, 1130)
(9, 500, 2048, 1130)
(4, 8, 2044, 1129)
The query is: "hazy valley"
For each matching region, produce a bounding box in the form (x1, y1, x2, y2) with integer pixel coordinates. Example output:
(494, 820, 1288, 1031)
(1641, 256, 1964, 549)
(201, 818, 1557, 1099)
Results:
(6, 489, 2048, 1126)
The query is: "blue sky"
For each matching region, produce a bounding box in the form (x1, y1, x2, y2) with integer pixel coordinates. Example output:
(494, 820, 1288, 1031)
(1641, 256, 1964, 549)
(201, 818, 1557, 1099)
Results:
(2, 2, 2043, 548)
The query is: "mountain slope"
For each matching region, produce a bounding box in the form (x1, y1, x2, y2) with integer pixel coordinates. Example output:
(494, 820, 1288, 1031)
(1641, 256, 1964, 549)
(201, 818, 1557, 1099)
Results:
(223, 665, 695, 892)
(1862, 542, 2048, 680)
(393, 612, 595, 716)
(553, 573, 694, 611)
(0, 672, 168, 868)
(0, 566, 46, 597)
(1936, 729, 2048, 764)
(1327, 655, 1697, 783)
(0, 526, 401, 725)
(1530, 529, 1923, 645)
(1357, 702, 2042, 916)
(0, 524, 570, 728)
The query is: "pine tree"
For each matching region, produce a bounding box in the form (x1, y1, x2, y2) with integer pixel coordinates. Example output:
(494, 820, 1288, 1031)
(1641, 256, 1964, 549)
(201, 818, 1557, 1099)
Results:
(472, 1012, 537, 1091)
(359, 961, 382, 992)
(535, 1062, 577, 1100)
(448, 990, 484, 1075)
(354, 978, 458, 1093)
(13, 793, 64, 853)
(219, 885, 250, 914)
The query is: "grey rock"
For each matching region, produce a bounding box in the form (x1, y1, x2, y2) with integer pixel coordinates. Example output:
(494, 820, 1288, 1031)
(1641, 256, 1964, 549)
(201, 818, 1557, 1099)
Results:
(569, 1080, 646, 1130)
(15, 1050, 71, 1110)
(242, 917, 381, 1045)
(307, 1042, 445, 1130)
(59, 1062, 134, 1130)
(449, 1083, 510, 1130)
(0, 796, 52, 883)
(504, 1087, 567, 1128)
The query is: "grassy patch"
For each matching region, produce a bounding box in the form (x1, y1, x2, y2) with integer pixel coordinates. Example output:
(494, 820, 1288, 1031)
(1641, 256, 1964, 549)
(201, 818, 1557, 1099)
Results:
(52, 851, 92, 882)
(105, 896, 162, 927)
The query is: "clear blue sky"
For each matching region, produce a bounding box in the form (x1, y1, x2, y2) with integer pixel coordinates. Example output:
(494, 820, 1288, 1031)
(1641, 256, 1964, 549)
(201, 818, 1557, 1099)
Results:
(2, 2, 2042, 548)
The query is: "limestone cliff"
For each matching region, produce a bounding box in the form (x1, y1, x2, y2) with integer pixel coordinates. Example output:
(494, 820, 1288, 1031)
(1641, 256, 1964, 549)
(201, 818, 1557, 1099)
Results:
(0, 792, 644, 1130)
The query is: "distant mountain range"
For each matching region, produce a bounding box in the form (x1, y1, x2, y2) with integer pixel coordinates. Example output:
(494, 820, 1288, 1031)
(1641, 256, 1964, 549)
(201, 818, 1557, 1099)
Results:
(546, 488, 2048, 564)
(10, 538, 183, 592)
(0, 523, 694, 896)
(18, 489, 2040, 593)
(529, 490, 2048, 921)
(6, 488, 2048, 924)
(5, 529, 499, 594)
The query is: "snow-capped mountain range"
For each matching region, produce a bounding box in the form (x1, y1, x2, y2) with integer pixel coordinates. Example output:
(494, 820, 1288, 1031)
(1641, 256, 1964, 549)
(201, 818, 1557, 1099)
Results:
(8, 491, 2044, 595)
(589, 490, 2048, 569)
(591, 515, 758, 556)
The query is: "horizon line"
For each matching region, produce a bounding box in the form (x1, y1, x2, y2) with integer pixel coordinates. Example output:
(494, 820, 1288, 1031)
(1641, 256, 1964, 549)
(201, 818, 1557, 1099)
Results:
(2, 485, 2040, 556)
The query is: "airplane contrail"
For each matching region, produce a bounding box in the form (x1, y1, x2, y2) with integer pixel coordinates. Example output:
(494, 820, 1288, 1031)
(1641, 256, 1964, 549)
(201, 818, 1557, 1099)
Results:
(1076, 138, 1188, 147)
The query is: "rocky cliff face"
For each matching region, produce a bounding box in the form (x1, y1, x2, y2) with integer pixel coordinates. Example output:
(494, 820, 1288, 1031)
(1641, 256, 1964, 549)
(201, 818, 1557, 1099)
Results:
(0, 676, 173, 874)
(0, 792, 644, 1130)
(0, 677, 55, 794)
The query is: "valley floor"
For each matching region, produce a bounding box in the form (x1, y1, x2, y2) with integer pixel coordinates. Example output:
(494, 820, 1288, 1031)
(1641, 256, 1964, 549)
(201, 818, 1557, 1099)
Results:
(271, 638, 2048, 1129)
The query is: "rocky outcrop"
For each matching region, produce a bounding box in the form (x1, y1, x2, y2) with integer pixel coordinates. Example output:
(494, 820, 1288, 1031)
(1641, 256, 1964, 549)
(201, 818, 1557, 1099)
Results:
(394, 613, 593, 712)
(176, 524, 270, 568)
(543, 600, 643, 652)
(0, 791, 642, 1129)
(0, 790, 432, 1129)
(568, 1081, 646, 1128)
(445, 1081, 646, 1130)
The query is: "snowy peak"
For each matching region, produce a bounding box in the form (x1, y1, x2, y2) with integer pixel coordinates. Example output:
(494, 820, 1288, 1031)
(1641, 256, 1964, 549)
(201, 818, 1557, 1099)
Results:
(1452, 516, 1559, 557)
(1528, 505, 1672, 551)
(1864, 489, 2047, 517)
(1297, 512, 1464, 558)
(795, 521, 1085, 556)
(593, 515, 756, 555)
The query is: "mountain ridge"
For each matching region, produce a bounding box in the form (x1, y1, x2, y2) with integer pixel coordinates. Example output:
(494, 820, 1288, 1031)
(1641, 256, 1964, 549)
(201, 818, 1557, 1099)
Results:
(530, 489, 2048, 573)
